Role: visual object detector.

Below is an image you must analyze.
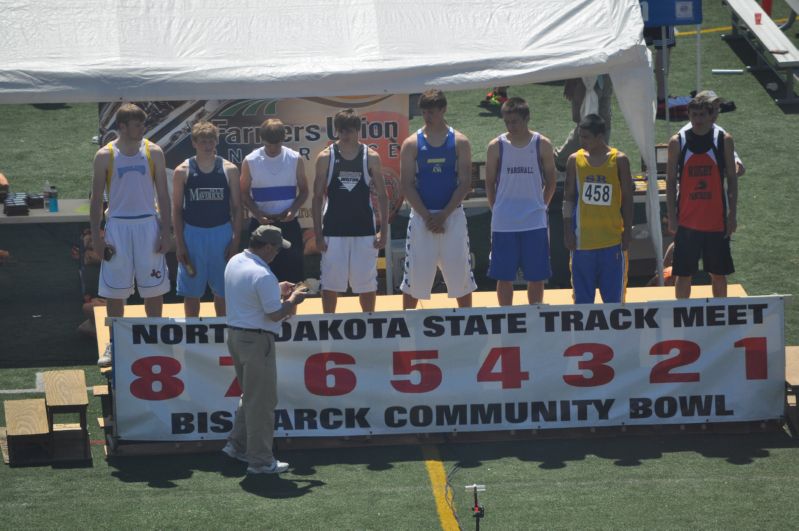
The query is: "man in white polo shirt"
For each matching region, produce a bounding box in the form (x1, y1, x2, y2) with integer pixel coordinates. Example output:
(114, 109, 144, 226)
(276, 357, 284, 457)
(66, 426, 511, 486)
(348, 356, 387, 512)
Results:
(222, 225, 308, 475)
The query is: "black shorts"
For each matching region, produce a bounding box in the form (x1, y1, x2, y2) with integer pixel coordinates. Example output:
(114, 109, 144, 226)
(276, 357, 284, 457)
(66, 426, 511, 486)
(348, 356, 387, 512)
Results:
(644, 26, 676, 48)
(247, 217, 305, 283)
(672, 227, 734, 277)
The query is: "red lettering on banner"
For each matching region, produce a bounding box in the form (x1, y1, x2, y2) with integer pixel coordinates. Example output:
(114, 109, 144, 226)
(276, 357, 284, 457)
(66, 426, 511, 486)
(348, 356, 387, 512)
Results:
(130, 356, 185, 400)
(476, 347, 530, 389)
(218, 356, 242, 397)
(304, 352, 357, 396)
(734, 337, 768, 380)
(390, 350, 442, 393)
(562, 343, 615, 387)
(649, 340, 701, 383)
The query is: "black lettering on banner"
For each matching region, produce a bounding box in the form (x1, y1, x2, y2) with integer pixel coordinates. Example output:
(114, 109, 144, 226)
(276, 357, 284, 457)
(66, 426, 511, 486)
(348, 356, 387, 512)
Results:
(539, 309, 658, 332)
(210, 411, 233, 432)
(185, 324, 209, 344)
(410, 405, 433, 427)
(171, 411, 233, 434)
(160, 324, 183, 345)
(275, 409, 293, 430)
(423, 316, 445, 337)
(385, 406, 406, 427)
(319, 320, 343, 340)
(674, 303, 768, 327)
(464, 315, 488, 336)
(585, 311, 609, 331)
(386, 318, 411, 338)
(505, 402, 528, 424)
(132, 324, 158, 344)
(609, 309, 632, 330)
(471, 403, 502, 425)
(706, 305, 725, 326)
(508, 313, 527, 333)
(345, 408, 371, 428)
(436, 404, 468, 426)
(531, 401, 558, 421)
(172, 412, 194, 434)
(344, 319, 366, 340)
(674, 306, 704, 327)
(295, 409, 318, 430)
(320, 408, 343, 429)
(629, 395, 734, 418)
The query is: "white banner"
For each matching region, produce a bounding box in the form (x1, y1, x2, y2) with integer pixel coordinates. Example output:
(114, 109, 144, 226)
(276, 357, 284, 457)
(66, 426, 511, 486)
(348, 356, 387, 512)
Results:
(111, 296, 786, 441)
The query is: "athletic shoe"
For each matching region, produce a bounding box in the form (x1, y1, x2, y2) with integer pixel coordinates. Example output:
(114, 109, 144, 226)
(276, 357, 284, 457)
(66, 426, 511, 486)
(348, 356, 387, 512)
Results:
(221, 443, 247, 462)
(246, 460, 289, 475)
(97, 343, 112, 367)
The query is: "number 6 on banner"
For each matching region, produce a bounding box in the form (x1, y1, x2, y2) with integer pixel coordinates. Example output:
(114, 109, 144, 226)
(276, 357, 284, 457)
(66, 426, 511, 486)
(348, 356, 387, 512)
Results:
(304, 352, 357, 396)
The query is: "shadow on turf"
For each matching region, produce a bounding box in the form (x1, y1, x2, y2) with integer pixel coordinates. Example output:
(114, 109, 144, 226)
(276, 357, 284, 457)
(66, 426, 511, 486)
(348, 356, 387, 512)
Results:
(443, 431, 799, 469)
(105, 445, 423, 496)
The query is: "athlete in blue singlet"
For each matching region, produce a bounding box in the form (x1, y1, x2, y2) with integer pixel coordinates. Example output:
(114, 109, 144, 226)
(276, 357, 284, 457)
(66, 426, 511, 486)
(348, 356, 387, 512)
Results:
(399, 89, 477, 309)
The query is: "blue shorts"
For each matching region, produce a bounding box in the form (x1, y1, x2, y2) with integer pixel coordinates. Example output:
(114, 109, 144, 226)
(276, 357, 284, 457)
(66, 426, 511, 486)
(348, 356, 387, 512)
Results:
(488, 228, 551, 282)
(176, 222, 232, 298)
(571, 244, 628, 304)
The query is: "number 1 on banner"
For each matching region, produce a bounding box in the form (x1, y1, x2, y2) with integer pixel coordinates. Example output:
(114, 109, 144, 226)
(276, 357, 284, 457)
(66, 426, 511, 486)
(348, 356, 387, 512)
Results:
(476, 347, 530, 389)
(734, 337, 768, 380)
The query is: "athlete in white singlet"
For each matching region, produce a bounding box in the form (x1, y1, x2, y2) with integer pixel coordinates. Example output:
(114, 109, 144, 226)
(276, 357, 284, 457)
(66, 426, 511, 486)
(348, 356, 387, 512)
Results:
(90, 103, 172, 366)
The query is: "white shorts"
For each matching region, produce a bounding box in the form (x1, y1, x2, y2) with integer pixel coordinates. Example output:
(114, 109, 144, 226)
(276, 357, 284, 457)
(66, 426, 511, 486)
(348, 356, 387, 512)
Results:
(320, 236, 378, 293)
(400, 207, 477, 300)
(99, 216, 170, 299)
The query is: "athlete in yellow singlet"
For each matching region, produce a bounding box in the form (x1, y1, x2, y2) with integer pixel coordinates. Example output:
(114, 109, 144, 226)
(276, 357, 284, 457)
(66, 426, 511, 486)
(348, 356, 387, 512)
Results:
(563, 114, 633, 304)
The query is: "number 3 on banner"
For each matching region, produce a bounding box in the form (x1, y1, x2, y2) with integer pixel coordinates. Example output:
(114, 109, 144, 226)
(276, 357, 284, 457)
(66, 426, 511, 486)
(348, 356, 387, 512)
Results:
(130, 356, 184, 400)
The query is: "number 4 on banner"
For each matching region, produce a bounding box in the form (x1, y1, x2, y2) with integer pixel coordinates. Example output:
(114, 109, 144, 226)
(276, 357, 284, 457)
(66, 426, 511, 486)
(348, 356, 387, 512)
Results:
(476, 347, 530, 389)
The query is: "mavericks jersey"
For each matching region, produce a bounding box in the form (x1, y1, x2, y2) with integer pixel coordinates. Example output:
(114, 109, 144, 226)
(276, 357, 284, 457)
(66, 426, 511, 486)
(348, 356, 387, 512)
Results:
(492, 132, 547, 232)
(323, 144, 375, 237)
(106, 140, 157, 218)
(573, 148, 623, 250)
(676, 128, 726, 232)
(416, 127, 458, 211)
(182, 156, 231, 228)
(245, 146, 299, 216)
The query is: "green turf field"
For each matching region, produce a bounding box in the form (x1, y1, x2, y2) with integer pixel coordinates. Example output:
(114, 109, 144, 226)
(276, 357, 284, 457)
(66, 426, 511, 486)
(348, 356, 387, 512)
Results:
(1, 2, 799, 529)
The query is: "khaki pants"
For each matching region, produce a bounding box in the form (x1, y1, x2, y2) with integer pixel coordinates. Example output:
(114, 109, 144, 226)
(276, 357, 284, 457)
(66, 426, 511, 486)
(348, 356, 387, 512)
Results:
(226, 328, 277, 466)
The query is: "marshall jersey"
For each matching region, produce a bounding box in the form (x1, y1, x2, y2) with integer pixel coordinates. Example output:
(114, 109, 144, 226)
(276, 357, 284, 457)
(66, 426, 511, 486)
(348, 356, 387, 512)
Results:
(573, 148, 623, 250)
(106, 140, 157, 218)
(416, 127, 458, 211)
(491, 132, 547, 232)
(676, 128, 727, 232)
(322, 143, 375, 237)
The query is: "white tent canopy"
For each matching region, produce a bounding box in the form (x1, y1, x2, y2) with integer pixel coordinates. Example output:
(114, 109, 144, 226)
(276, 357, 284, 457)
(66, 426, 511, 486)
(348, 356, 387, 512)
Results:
(0, 0, 662, 280)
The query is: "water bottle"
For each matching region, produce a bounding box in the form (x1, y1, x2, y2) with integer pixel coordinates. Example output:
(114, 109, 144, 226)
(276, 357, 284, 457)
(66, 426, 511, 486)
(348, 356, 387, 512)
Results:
(49, 186, 59, 212)
(43, 180, 51, 209)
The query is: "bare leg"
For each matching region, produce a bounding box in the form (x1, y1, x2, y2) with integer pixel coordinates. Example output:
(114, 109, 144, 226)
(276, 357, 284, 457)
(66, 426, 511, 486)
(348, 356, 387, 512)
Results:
(321, 290, 338, 313)
(143, 295, 164, 317)
(496, 280, 514, 306)
(106, 298, 125, 318)
(675, 276, 691, 299)
(456, 293, 472, 308)
(359, 292, 376, 312)
(527, 281, 544, 304)
(213, 295, 226, 317)
(403, 293, 418, 310)
(710, 274, 727, 298)
(184, 297, 201, 317)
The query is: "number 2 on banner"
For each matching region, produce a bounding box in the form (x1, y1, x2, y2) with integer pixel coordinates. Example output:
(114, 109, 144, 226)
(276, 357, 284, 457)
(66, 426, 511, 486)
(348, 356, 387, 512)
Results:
(476, 347, 530, 389)
(649, 340, 700, 383)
